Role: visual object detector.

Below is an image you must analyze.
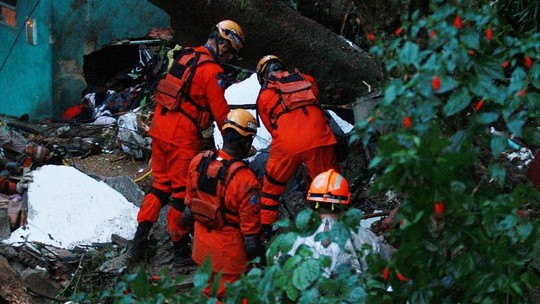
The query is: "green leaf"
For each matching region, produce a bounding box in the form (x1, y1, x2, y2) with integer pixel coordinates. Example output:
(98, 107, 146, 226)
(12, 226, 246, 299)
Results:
(517, 222, 533, 240)
(437, 75, 459, 94)
(295, 209, 313, 230)
(330, 221, 352, 249)
(451, 181, 466, 193)
(443, 88, 472, 116)
(460, 29, 480, 49)
(349, 287, 367, 302)
(383, 79, 405, 106)
(193, 257, 212, 289)
(475, 59, 505, 81)
(399, 41, 420, 67)
(509, 68, 527, 92)
(298, 288, 319, 304)
(522, 127, 540, 145)
(132, 269, 150, 298)
(490, 135, 507, 158)
(506, 111, 526, 137)
(285, 281, 299, 301)
(292, 259, 321, 290)
(488, 163, 506, 187)
(469, 74, 492, 97)
(474, 112, 499, 124)
(497, 215, 518, 230)
(274, 218, 291, 228)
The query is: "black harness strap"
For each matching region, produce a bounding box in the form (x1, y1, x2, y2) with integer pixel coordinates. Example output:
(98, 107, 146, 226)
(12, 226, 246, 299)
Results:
(171, 198, 186, 212)
(264, 172, 288, 186)
(149, 187, 170, 207)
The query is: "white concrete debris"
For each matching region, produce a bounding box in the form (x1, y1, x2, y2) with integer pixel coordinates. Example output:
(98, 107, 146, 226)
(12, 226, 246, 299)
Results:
(4, 165, 138, 249)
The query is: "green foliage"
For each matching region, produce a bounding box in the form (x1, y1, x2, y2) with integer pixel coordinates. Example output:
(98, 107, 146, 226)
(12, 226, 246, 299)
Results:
(356, 0, 540, 302)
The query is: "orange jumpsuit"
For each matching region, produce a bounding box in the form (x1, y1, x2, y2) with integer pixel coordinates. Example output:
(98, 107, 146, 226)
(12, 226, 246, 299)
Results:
(138, 45, 230, 243)
(186, 149, 261, 298)
(0, 177, 17, 194)
(257, 72, 337, 225)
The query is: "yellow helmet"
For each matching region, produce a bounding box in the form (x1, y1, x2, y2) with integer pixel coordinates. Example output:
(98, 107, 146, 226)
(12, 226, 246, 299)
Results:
(222, 109, 258, 137)
(215, 20, 245, 56)
(307, 169, 351, 205)
(256, 55, 285, 84)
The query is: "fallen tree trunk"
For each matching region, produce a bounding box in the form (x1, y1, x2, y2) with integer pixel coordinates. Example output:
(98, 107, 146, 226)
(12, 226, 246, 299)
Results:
(147, 0, 383, 108)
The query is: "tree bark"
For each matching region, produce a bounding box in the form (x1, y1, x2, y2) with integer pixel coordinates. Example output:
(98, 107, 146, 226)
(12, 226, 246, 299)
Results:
(147, 0, 383, 108)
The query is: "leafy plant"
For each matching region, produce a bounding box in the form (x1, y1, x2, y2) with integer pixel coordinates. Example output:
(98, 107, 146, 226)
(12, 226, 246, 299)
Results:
(355, 0, 540, 302)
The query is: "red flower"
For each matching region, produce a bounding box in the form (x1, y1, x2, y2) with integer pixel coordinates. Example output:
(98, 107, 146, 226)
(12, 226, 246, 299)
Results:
(502, 61, 510, 69)
(519, 90, 526, 97)
(430, 30, 437, 39)
(366, 33, 376, 41)
(368, 116, 375, 123)
(432, 76, 441, 91)
(382, 267, 390, 281)
(403, 116, 412, 128)
(474, 100, 484, 112)
(151, 275, 159, 281)
(397, 272, 409, 282)
(395, 27, 404, 36)
(468, 50, 476, 56)
(524, 56, 533, 69)
(434, 201, 445, 217)
(486, 28, 493, 40)
(454, 16, 463, 29)
(122, 289, 131, 295)
(400, 219, 405, 227)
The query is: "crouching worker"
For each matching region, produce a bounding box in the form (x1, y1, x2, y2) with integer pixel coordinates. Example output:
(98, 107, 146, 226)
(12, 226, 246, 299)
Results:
(288, 169, 390, 276)
(183, 109, 264, 299)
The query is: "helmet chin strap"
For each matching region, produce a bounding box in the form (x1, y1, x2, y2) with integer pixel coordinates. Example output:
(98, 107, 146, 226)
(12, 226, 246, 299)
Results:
(204, 34, 221, 61)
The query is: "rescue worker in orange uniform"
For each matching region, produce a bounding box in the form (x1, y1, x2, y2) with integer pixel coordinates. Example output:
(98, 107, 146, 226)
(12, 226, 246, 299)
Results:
(183, 109, 264, 299)
(256, 55, 338, 235)
(125, 20, 245, 266)
(0, 172, 32, 195)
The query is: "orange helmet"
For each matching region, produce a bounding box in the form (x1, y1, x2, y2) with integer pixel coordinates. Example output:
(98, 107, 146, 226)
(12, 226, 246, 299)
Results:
(222, 109, 258, 137)
(256, 55, 285, 84)
(307, 169, 350, 205)
(215, 20, 245, 56)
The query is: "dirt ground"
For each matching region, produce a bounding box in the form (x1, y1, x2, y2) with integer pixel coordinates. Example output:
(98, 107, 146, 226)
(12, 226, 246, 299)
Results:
(68, 152, 154, 192)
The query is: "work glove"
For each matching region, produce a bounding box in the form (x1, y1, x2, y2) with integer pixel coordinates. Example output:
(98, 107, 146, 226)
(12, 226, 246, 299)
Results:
(261, 224, 274, 246)
(182, 206, 194, 229)
(243, 234, 266, 266)
(16, 172, 33, 194)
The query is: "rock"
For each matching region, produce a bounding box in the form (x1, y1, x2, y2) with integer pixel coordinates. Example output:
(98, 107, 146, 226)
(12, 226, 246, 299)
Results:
(22, 267, 61, 299)
(0, 203, 10, 240)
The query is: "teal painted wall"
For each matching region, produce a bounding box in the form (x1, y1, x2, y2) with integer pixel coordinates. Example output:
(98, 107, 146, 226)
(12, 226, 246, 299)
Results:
(0, 0, 53, 119)
(50, 0, 169, 117)
(0, 0, 169, 119)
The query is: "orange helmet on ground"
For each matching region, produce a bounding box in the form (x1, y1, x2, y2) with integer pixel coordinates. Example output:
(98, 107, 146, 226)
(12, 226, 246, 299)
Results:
(307, 169, 351, 205)
(215, 20, 245, 56)
(222, 109, 258, 137)
(256, 55, 286, 84)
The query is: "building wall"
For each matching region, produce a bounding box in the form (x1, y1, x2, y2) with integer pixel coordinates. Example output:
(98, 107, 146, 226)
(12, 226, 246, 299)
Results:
(50, 0, 169, 117)
(0, 0, 169, 119)
(0, 0, 53, 119)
